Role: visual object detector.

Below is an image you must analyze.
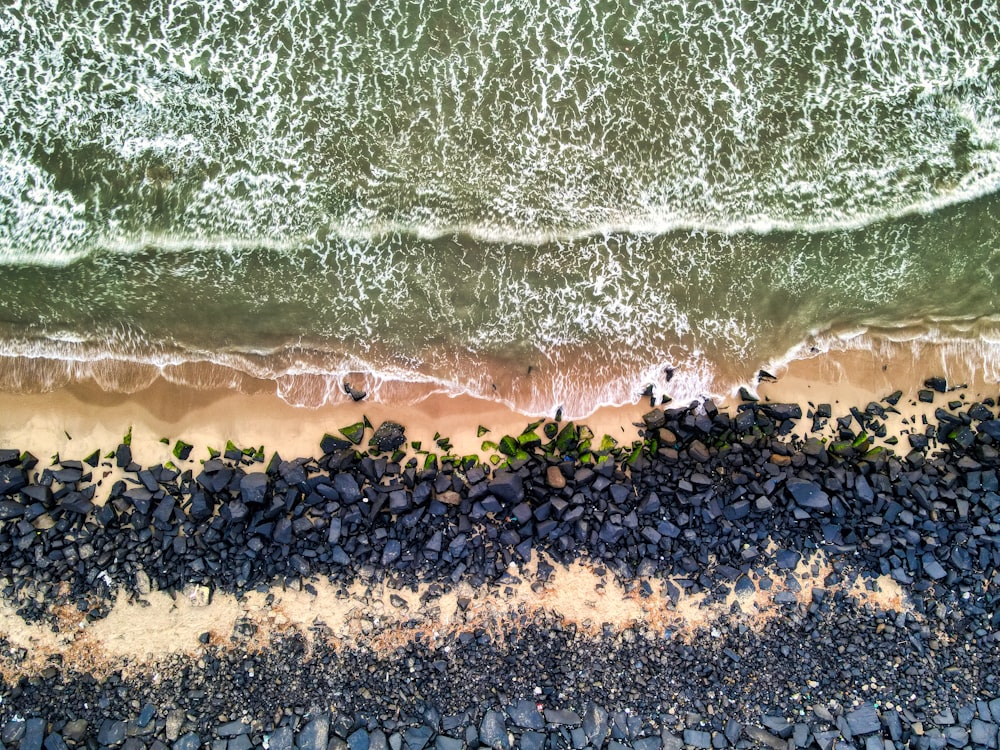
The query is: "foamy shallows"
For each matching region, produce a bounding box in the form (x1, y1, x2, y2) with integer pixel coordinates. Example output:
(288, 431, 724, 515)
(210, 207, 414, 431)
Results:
(1, 0, 1000, 415)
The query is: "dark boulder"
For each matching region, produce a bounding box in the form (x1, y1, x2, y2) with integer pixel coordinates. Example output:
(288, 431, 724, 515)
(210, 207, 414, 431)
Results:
(506, 700, 545, 730)
(0, 465, 26, 495)
(369, 422, 405, 453)
(488, 472, 524, 504)
(479, 711, 509, 750)
(333, 474, 362, 503)
(240, 473, 268, 505)
(0, 499, 26, 519)
(760, 403, 802, 421)
(642, 409, 665, 429)
(786, 478, 830, 512)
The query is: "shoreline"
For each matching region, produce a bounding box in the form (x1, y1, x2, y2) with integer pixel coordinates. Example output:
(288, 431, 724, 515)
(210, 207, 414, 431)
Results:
(0, 345, 996, 468)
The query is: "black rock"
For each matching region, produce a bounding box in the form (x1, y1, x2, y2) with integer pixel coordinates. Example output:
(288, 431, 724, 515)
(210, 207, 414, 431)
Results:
(240, 473, 268, 505)
(506, 700, 545, 730)
(369, 422, 406, 453)
(846, 704, 881, 736)
(217, 722, 249, 738)
(270, 727, 294, 750)
(642, 409, 665, 429)
(970, 720, 998, 747)
(925, 376, 947, 392)
(333, 474, 362, 504)
(682, 729, 711, 749)
(488, 472, 524, 504)
(687, 440, 710, 463)
(97, 720, 128, 746)
(173, 733, 201, 750)
(61, 721, 88, 742)
(44, 732, 69, 750)
(760, 403, 802, 421)
(734, 575, 755, 596)
(297, 716, 329, 750)
(543, 709, 581, 726)
(582, 702, 610, 745)
(112, 442, 132, 468)
(21, 718, 45, 750)
(775, 549, 801, 570)
(745, 727, 785, 749)
(478, 711, 509, 750)
(0, 499, 26, 519)
(343, 382, 367, 402)
(922, 555, 947, 580)
(346, 729, 370, 750)
(0, 465, 26, 495)
(402, 726, 432, 750)
(786, 478, 830, 512)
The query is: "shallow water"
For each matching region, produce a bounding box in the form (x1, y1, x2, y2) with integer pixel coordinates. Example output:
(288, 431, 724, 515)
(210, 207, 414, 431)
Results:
(2, 0, 1000, 415)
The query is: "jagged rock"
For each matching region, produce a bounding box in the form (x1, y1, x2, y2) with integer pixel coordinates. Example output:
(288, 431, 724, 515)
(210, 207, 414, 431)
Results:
(488, 472, 524, 504)
(369, 422, 406, 453)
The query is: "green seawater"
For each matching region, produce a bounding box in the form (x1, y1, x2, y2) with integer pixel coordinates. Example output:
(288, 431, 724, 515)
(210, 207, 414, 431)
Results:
(2, 0, 1000, 414)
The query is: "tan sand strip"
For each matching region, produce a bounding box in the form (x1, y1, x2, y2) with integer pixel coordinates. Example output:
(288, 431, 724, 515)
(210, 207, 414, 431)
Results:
(0, 552, 910, 682)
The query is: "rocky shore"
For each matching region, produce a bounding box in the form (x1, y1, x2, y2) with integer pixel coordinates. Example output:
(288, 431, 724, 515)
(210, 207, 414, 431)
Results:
(2, 379, 999, 749)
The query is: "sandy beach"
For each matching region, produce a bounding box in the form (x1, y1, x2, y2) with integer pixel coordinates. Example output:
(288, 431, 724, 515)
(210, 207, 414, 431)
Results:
(1, 342, 995, 475)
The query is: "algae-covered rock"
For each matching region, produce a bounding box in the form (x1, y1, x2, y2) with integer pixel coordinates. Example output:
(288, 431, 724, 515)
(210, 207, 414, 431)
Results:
(498, 435, 519, 456)
(320, 434, 352, 453)
(339, 422, 366, 445)
(554, 423, 578, 453)
(171, 440, 192, 461)
(518, 431, 542, 450)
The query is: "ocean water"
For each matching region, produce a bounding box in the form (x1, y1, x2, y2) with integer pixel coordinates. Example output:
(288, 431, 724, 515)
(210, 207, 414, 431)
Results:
(2, 0, 1000, 416)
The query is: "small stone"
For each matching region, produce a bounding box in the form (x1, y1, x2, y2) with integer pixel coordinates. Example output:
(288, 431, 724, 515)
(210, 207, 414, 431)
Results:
(546, 465, 566, 489)
(183, 585, 212, 607)
(166, 712, 186, 742)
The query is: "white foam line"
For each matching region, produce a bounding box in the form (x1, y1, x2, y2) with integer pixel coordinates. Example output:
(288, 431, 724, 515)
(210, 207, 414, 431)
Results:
(0, 169, 995, 271)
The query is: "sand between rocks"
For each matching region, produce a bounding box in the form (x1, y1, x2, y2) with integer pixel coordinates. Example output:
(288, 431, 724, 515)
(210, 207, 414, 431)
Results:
(0, 552, 909, 682)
